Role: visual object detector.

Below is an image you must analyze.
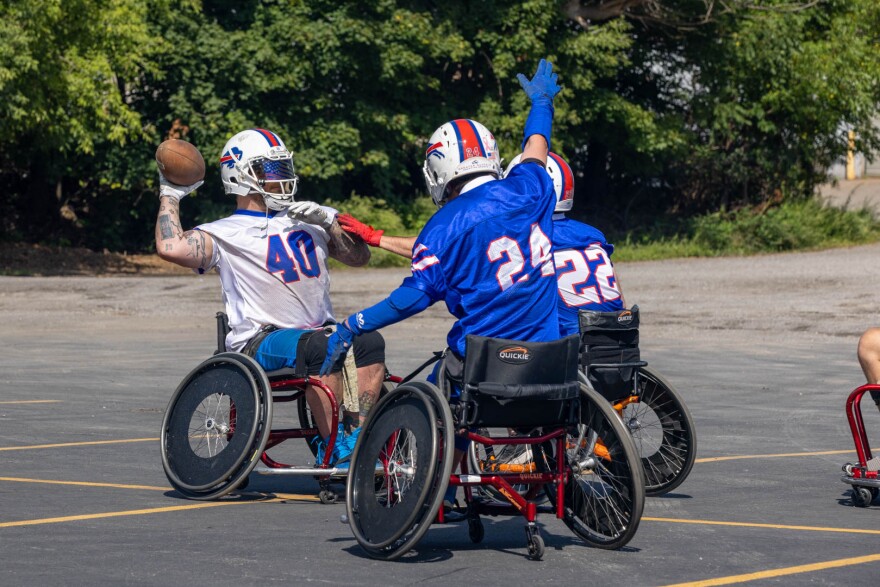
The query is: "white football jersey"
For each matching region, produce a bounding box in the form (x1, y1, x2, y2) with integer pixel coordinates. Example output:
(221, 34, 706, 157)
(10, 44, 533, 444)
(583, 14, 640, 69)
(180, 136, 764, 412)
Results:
(196, 207, 337, 351)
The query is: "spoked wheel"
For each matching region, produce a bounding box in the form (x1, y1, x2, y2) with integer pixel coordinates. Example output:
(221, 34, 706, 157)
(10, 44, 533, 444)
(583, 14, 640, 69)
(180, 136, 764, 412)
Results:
(542, 383, 645, 550)
(161, 353, 272, 500)
(346, 382, 454, 560)
(467, 428, 545, 503)
(623, 366, 697, 496)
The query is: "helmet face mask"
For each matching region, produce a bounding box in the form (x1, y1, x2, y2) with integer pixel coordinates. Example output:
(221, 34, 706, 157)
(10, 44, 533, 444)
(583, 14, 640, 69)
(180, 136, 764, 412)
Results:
(504, 151, 574, 213)
(423, 119, 502, 206)
(220, 129, 299, 210)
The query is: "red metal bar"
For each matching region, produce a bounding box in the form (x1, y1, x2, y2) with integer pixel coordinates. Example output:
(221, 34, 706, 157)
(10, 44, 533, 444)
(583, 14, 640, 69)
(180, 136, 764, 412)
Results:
(467, 428, 565, 446)
(846, 384, 880, 468)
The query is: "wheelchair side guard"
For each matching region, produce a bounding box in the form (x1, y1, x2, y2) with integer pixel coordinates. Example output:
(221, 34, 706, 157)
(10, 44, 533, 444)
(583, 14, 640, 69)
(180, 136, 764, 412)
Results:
(161, 353, 273, 500)
(345, 381, 453, 560)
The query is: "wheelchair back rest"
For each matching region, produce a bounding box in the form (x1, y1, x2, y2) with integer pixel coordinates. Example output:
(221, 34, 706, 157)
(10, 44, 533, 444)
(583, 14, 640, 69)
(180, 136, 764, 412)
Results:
(215, 312, 231, 355)
(578, 306, 644, 402)
(460, 334, 581, 427)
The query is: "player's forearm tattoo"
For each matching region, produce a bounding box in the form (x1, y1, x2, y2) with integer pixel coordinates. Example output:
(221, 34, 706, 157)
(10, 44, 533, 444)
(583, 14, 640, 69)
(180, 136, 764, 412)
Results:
(328, 222, 370, 266)
(158, 215, 175, 240)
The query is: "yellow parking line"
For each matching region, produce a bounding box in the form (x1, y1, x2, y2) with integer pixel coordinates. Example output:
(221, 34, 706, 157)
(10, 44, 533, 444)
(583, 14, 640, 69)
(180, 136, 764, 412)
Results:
(0, 400, 61, 405)
(0, 438, 158, 451)
(0, 502, 250, 528)
(0, 490, 320, 528)
(662, 553, 880, 586)
(696, 449, 863, 463)
(644, 517, 880, 536)
(0, 476, 167, 491)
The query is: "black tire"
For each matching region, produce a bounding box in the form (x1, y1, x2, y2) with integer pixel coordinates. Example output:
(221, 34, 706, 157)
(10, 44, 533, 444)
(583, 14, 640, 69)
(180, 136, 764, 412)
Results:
(852, 486, 875, 508)
(628, 366, 697, 496)
(527, 533, 545, 561)
(541, 383, 645, 550)
(161, 353, 272, 500)
(346, 382, 454, 560)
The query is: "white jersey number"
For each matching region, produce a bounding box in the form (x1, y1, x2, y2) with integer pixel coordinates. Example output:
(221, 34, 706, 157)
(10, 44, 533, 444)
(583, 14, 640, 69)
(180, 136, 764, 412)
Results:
(554, 245, 621, 307)
(487, 224, 554, 291)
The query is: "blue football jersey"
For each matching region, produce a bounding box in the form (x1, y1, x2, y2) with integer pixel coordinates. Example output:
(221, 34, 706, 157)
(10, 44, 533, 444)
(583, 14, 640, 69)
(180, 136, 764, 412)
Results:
(402, 162, 561, 355)
(552, 217, 624, 336)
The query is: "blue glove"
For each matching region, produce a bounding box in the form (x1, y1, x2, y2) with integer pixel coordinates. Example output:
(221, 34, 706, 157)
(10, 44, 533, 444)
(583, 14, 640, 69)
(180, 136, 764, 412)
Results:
(516, 58, 561, 104)
(319, 320, 358, 376)
(517, 59, 561, 149)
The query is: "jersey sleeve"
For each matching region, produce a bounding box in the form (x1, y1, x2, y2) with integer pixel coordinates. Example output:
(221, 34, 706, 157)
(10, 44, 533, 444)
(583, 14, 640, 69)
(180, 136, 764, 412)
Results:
(401, 241, 447, 302)
(192, 224, 221, 272)
(503, 161, 555, 209)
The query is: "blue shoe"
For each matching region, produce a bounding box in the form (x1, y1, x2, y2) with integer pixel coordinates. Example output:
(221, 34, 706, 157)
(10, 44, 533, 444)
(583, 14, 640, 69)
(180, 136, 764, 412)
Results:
(313, 424, 346, 466)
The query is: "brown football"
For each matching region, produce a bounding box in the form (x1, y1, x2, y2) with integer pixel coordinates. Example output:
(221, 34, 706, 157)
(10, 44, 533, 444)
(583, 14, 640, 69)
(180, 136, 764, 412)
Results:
(155, 139, 206, 186)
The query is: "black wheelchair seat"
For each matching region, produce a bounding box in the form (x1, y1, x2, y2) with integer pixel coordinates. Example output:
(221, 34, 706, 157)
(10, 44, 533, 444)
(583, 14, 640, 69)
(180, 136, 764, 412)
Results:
(578, 306, 647, 402)
(458, 334, 580, 427)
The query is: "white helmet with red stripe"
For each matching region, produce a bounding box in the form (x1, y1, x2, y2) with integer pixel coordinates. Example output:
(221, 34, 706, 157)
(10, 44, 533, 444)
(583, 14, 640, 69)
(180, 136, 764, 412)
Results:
(422, 119, 502, 206)
(504, 151, 574, 213)
(219, 128, 299, 210)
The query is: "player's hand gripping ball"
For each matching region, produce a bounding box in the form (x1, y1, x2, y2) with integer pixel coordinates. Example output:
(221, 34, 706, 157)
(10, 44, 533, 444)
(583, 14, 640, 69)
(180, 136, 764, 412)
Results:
(155, 139, 206, 186)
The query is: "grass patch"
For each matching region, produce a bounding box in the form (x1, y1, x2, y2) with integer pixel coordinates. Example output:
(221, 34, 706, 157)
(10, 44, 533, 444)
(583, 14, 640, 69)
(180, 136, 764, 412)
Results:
(613, 199, 880, 262)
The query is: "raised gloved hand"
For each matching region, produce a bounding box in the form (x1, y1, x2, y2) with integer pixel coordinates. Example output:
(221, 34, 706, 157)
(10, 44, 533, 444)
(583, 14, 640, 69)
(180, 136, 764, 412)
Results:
(517, 59, 561, 150)
(320, 319, 358, 376)
(337, 213, 384, 247)
(287, 201, 336, 229)
(159, 172, 203, 202)
(516, 58, 561, 104)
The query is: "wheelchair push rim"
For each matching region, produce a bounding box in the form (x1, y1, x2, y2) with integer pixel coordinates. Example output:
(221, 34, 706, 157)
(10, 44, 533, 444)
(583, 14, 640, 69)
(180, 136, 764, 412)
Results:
(161, 353, 272, 500)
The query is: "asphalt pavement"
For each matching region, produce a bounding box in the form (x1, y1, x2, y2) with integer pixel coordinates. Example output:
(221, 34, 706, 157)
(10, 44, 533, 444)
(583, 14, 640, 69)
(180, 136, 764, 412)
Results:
(1, 242, 879, 585)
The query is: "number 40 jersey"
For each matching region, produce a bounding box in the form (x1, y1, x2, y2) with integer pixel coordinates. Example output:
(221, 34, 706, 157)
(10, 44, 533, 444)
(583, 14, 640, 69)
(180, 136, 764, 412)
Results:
(196, 208, 337, 352)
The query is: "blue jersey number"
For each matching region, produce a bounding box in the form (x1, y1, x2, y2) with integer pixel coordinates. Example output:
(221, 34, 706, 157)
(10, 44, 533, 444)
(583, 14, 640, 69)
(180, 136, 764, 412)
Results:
(266, 231, 321, 283)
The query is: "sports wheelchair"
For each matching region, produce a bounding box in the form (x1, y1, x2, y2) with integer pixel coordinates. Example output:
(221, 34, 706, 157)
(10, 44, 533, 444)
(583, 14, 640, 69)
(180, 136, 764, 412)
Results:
(841, 384, 880, 507)
(469, 307, 697, 499)
(345, 334, 646, 561)
(160, 313, 399, 503)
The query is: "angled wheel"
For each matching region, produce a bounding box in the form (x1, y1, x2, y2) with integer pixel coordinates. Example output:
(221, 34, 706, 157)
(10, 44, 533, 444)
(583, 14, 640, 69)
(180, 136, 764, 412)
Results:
(542, 383, 645, 550)
(346, 381, 453, 560)
(161, 353, 272, 500)
(625, 366, 697, 496)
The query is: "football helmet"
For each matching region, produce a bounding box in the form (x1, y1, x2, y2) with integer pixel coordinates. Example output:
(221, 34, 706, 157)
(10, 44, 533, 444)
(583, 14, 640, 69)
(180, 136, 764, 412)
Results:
(219, 128, 299, 210)
(504, 151, 574, 213)
(422, 119, 502, 206)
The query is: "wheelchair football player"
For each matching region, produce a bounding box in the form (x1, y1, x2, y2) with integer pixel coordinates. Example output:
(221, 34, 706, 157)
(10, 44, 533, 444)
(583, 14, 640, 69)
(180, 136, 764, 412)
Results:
(344, 334, 645, 561)
(160, 313, 399, 503)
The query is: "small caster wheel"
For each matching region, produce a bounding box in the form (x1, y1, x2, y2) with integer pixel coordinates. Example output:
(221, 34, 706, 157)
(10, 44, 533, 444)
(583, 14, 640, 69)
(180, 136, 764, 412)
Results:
(468, 516, 484, 544)
(851, 486, 874, 508)
(319, 489, 338, 504)
(527, 533, 545, 561)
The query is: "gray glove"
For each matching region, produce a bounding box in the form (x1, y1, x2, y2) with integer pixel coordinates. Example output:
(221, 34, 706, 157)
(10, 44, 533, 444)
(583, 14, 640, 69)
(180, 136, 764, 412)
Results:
(287, 201, 335, 229)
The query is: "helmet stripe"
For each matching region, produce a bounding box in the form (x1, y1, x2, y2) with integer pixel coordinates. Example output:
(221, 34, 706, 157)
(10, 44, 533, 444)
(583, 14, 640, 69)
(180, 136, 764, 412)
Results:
(549, 152, 574, 201)
(452, 119, 486, 160)
(252, 128, 280, 147)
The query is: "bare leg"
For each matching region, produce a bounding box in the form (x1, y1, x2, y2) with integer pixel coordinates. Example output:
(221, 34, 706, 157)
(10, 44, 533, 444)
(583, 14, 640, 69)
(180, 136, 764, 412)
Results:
(857, 328, 880, 384)
(353, 362, 385, 425)
(308, 372, 343, 439)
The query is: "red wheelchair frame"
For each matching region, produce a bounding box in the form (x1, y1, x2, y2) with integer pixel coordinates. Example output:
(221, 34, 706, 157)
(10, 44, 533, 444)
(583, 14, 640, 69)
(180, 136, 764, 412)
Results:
(841, 384, 880, 507)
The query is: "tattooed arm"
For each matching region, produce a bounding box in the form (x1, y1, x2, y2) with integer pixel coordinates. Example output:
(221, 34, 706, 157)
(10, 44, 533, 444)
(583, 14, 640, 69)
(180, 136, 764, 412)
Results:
(155, 195, 214, 270)
(327, 219, 371, 267)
